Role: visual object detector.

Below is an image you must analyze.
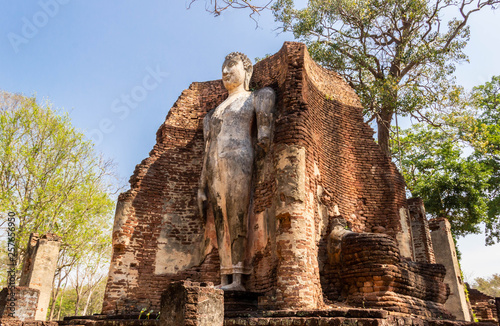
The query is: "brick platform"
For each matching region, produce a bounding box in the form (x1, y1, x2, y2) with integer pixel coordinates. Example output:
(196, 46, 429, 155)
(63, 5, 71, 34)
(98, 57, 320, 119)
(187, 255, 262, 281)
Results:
(334, 233, 451, 319)
(58, 310, 498, 326)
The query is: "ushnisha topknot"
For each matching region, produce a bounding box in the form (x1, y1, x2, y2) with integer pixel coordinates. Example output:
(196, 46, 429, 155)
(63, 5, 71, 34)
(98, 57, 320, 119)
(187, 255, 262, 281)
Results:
(225, 52, 253, 72)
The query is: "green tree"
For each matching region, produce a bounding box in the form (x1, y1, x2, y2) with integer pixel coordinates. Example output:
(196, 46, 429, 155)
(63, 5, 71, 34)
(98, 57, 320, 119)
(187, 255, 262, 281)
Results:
(472, 273, 500, 297)
(194, 0, 499, 156)
(273, 0, 500, 155)
(393, 75, 500, 244)
(0, 91, 116, 268)
(0, 91, 118, 319)
(392, 122, 495, 242)
(49, 277, 108, 320)
(467, 76, 500, 244)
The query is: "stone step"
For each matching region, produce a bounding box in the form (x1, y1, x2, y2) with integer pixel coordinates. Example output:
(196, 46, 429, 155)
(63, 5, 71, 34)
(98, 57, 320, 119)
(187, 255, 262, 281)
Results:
(223, 291, 260, 312)
(224, 316, 389, 326)
(225, 308, 388, 319)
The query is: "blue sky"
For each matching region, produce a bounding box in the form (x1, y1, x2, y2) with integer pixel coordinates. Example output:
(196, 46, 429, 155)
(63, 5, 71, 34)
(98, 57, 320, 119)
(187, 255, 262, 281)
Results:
(1, 1, 499, 280)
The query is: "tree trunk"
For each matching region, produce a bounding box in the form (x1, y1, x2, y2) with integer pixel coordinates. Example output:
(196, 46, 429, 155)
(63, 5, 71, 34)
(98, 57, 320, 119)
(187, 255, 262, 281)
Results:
(82, 287, 94, 316)
(56, 286, 65, 320)
(48, 274, 62, 321)
(74, 287, 82, 316)
(48, 288, 58, 321)
(377, 108, 393, 157)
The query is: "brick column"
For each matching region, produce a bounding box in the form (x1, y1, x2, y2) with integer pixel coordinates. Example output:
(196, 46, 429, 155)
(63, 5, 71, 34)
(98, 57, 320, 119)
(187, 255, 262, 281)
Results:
(19, 234, 61, 321)
(407, 198, 435, 263)
(274, 145, 321, 309)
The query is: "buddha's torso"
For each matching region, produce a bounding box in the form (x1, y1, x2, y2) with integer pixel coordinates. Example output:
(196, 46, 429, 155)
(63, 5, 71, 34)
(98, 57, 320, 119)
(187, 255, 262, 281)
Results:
(207, 91, 255, 163)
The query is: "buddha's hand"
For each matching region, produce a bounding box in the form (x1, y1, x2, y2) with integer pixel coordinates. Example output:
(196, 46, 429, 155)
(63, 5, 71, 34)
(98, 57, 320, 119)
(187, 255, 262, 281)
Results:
(197, 188, 207, 220)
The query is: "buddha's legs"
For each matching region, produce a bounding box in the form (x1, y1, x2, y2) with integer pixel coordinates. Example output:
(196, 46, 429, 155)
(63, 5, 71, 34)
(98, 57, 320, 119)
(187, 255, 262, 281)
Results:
(210, 155, 252, 291)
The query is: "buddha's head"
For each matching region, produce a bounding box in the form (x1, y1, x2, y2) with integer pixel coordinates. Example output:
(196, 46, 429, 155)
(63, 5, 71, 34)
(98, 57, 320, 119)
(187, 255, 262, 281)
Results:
(222, 52, 253, 92)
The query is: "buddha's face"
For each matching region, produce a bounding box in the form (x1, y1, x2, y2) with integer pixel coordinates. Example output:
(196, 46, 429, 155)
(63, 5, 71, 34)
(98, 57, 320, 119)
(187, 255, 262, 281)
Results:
(222, 57, 246, 92)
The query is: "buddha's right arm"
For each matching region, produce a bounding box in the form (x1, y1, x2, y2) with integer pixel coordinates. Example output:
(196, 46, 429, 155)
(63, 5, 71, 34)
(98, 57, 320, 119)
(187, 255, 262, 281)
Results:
(199, 110, 214, 189)
(198, 110, 214, 219)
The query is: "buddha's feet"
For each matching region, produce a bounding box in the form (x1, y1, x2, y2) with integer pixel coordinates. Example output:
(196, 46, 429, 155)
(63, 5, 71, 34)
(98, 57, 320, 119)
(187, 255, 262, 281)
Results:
(220, 282, 246, 292)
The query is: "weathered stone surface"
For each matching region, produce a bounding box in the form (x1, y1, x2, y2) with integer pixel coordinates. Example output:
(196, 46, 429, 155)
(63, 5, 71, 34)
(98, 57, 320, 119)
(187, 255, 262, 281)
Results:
(326, 217, 351, 265)
(429, 218, 472, 321)
(198, 52, 276, 291)
(407, 198, 435, 264)
(496, 297, 500, 324)
(0, 287, 39, 321)
(19, 234, 60, 321)
(159, 281, 223, 326)
(102, 41, 445, 319)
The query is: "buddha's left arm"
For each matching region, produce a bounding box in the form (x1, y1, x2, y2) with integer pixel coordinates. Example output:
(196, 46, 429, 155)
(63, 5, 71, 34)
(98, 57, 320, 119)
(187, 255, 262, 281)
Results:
(254, 87, 276, 151)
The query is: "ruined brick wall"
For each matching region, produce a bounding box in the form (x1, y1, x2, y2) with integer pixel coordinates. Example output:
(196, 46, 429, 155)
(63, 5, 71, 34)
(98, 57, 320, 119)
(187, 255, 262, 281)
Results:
(102, 81, 226, 314)
(103, 42, 412, 313)
(467, 285, 498, 323)
(301, 49, 409, 239)
(337, 233, 451, 319)
(0, 287, 39, 321)
(407, 198, 436, 263)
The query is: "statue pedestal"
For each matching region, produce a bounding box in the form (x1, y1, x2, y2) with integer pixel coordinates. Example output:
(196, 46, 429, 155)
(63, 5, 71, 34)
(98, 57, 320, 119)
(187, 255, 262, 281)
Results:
(223, 291, 259, 312)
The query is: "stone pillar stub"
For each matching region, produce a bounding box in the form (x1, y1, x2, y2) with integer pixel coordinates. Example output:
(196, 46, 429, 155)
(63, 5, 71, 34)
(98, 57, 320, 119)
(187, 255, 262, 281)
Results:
(160, 281, 223, 326)
(19, 233, 61, 321)
(429, 218, 471, 321)
(407, 198, 436, 264)
(396, 207, 414, 260)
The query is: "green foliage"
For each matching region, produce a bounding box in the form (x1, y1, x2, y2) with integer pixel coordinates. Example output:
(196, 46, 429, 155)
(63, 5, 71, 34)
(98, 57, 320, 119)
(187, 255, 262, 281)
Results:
(254, 53, 272, 63)
(393, 122, 491, 238)
(468, 76, 500, 244)
(271, 0, 498, 154)
(50, 277, 108, 320)
(0, 91, 116, 283)
(192, 0, 499, 154)
(472, 273, 500, 297)
(392, 75, 500, 244)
